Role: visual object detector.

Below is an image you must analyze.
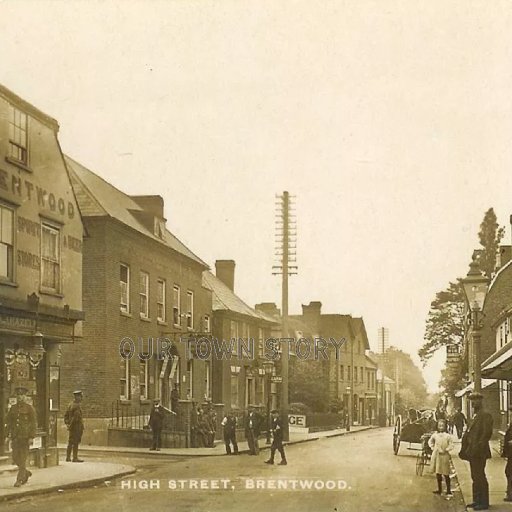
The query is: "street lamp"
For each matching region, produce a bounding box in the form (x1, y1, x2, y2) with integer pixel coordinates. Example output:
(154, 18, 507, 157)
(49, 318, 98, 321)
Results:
(346, 386, 351, 432)
(461, 259, 488, 394)
(263, 360, 274, 444)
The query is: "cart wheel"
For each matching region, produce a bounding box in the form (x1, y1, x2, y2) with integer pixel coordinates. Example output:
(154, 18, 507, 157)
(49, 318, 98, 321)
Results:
(393, 415, 402, 455)
(416, 453, 425, 476)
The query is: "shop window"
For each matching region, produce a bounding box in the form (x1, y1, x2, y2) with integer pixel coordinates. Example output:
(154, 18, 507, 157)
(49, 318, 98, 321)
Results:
(157, 279, 166, 322)
(49, 366, 60, 410)
(120, 264, 130, 313)
(139, 271, 149, 318)
(41, 223, 60, 292)
(0, 205, 14, 280)
(8, 105, 28, 165)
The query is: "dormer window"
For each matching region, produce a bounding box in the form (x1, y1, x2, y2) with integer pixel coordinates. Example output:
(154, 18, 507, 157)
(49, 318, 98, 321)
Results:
(8, 105, 28, 166)
(154, 218, 165, 239)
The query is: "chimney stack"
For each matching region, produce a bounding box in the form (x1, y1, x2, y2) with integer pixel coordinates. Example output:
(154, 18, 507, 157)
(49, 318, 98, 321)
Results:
(215, 260, 235, 291)
(301, 301, 322, 331)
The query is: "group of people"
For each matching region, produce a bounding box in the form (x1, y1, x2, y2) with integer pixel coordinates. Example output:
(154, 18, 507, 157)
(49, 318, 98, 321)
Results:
(191, 403, 217, 448)
(426, 392, 492, 510)
(5, 387, 84, 488)
(221, 406, 287, 465)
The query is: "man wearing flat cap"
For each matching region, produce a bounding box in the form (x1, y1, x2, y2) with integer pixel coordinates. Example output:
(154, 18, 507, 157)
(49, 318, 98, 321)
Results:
(6, 387, 37, 487)
(461, 392, 493, 510)
(64, 390, 85, 462)
(265, 409, 287, 465)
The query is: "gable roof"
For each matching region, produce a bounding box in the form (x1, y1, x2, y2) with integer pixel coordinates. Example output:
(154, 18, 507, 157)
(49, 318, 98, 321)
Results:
(65, 155, 208, 267)
(202, 271, 277, 323)
(351, 317, 371, 350)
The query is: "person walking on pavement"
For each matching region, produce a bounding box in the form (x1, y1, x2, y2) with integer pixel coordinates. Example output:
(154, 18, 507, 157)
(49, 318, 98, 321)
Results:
(265, 409, 287, 465)
(245, 406, 261, 455)
(64, 390, 85, 462)
(461, 392, 493, 511)
(6, 386, 37, 487)
(502, 420, 512, 502)
(148, 399, 164, 451)
(452, 408, 467, 439)
(221, 411, 238, 455)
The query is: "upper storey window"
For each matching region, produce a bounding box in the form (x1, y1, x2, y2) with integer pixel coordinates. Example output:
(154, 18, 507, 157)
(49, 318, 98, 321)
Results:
(8, 105, 28, 166)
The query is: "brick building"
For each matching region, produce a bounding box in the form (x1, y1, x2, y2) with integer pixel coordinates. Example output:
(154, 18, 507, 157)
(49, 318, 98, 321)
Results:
(477, 244, 512, 432)
(290, 302, 378, 425)
(202, 261, 278, 416)
(0, 84, 84, 466)
(61, 156, 211, 445)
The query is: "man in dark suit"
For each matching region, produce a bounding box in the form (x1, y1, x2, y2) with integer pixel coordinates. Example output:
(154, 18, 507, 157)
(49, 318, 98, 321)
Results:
(462, 392, 493, 510)
(265, 409, 287, 465)
(245, 406, 261, 455)
(148, 399, 164, 451)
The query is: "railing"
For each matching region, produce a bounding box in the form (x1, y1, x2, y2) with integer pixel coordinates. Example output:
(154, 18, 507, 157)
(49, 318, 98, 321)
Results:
(110, 401, 150, 430)
(109, 401, 186, 432)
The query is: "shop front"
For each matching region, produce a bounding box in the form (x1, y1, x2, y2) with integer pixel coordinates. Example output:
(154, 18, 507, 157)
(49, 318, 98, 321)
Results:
(0, 300, 82, 468)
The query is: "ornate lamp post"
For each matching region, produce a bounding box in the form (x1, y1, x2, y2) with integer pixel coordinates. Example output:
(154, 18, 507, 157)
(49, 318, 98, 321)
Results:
(263, 360, 274, 444)
(461, 260, 488, 394)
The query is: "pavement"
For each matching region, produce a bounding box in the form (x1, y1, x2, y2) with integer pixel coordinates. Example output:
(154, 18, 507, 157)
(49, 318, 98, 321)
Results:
(452, 438, 512, 511)
(0, 424, 373, 502)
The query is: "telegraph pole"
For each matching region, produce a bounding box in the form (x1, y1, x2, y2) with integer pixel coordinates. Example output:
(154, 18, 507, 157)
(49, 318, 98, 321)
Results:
(273, 191, 297, 441)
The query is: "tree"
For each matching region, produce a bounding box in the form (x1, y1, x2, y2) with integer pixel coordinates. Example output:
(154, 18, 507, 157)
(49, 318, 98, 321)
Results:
(419, 281, 465, 363)
(478, 207, 505, 278)
(289, 359, 330, 412)
(439, 356, 466, 397)
(372, 347, 428, 406)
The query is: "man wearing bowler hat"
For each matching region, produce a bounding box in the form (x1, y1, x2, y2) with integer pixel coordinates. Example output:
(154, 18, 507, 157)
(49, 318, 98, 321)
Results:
(265, 409, 287, 465)
(462, 392, 493, 510)
(6, 386, 37, 487)
(64, 390, 85, 462)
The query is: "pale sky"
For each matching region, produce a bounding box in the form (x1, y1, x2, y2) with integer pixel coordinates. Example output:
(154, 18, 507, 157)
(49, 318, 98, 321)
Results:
(2, 0, 512, 391)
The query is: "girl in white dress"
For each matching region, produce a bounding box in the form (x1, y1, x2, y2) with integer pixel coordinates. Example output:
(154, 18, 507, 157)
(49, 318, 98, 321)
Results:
(428, 419, 455, 496)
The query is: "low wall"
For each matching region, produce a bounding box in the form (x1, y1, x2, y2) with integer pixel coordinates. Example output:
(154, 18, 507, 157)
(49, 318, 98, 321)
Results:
(107, 428, 187, 449)
(57, 417, 111, 446)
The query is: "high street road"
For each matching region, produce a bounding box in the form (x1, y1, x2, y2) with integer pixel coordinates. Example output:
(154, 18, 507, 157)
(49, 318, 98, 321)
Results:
(5, 428, 465, 512)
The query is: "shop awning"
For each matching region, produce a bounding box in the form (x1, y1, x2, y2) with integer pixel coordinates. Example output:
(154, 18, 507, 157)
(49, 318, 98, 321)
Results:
(454, 379, 496, 397)
(481, 342, 512, 380)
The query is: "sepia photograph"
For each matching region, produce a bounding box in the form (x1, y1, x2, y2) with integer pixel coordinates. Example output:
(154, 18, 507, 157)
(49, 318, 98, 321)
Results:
(0, 1, 511, 511)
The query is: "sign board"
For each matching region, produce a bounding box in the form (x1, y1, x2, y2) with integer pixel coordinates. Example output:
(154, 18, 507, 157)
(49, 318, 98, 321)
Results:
(271, 376, 283, 383)
(288, 414, 306, 427)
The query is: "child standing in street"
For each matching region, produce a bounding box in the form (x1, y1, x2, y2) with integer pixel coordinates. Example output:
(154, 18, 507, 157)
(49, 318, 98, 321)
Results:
(429, 419, 455, 498)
